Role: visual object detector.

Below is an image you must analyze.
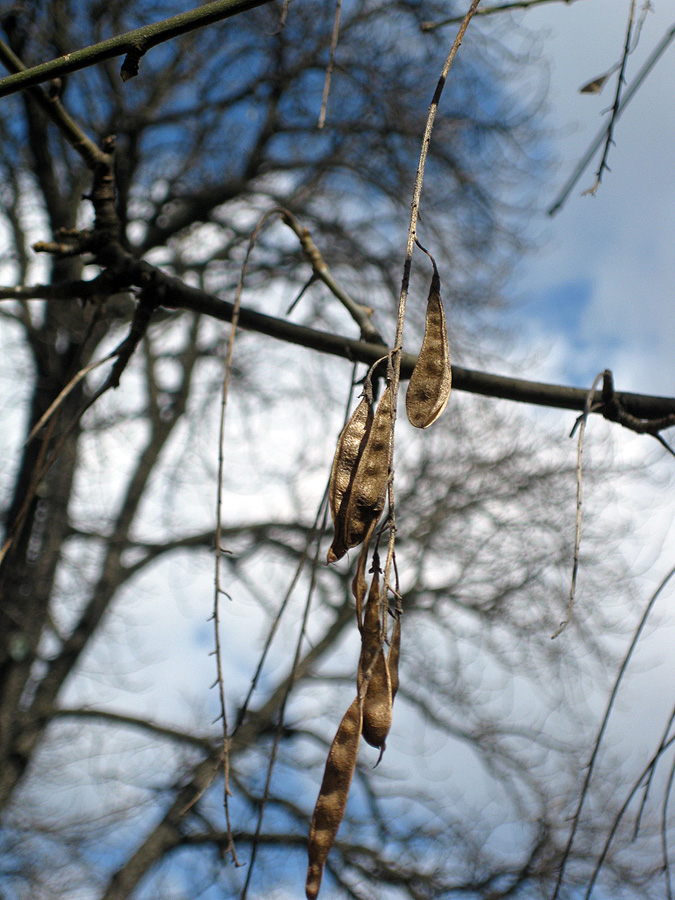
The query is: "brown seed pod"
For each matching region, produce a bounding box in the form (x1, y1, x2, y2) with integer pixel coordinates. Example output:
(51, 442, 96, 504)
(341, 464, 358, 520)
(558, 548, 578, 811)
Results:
(342, 384, 392, 548)
(358, 570, 393, 750)
(327, 391, 373, 564)
(362, 649, 392, 750)
(387, 610, 401, 702)
(406, 267, 452, 428)
(328, 392, 372, 525)
(358, 567, 381, 678)
(306, 698, 363, 900)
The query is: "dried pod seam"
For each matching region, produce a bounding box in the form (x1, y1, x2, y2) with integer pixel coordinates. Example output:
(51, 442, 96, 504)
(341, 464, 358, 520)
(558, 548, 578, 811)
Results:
(406, 265, 452, 428)
(306, 698, 363, 900)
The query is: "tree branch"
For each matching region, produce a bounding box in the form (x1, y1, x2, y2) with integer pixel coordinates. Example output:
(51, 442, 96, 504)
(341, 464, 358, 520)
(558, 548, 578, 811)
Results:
(4, 264, 675, 424)
(0, 0, 274, 99)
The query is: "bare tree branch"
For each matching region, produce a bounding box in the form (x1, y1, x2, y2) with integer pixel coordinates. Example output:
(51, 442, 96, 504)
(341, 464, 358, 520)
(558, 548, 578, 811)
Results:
(0, 0, 274, 99)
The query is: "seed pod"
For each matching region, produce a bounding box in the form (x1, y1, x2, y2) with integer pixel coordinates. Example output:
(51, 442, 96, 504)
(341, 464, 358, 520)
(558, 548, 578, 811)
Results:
(358, 567, 381, 679)
(387, 611, 401, 702)
(362, 649, 392, 749)
(358, 570, 393, 750)
(351, 536, 370, 631)
(328, 392, 372, 525)
(327, 391, 373, 564)
(342, 384, 392, 549)
(406, 267, 452, 428)
(306, 698, 363, 900)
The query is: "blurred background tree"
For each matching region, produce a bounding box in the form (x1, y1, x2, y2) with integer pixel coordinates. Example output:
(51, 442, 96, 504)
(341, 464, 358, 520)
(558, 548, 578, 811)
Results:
(0, 1, 667, 898)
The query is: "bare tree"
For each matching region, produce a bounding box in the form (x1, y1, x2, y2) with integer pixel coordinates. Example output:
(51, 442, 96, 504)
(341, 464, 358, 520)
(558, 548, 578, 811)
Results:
(0, 2, 673, 899)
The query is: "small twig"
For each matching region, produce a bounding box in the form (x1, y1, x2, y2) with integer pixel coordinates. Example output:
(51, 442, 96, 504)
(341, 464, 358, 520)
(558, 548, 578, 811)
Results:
(233, 369, 356, 737)
(421, 0, 585, 30)
(318, 0, 343, 129)
(24, 353, 116, 446)
(552, 370, 604, 639)
(549, 19, 675, 214)
(280, 210, 384, 344)
(240, 487, 330, 899)
(0, 297, 154, 574)
(584, 731, 675, 900)
(632, 707, 675, 840)
(581, 0, 636, 198)
(551, 561, 675, 899)
(213, 210, 280, 867)
(662, 746, 675, 900)
(0, 39, 108, 170)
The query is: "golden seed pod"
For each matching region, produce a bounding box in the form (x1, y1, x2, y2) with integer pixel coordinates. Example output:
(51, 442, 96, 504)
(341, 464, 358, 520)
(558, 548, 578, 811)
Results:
(306, 698, 363, 900)
(406, 268, 452, 428)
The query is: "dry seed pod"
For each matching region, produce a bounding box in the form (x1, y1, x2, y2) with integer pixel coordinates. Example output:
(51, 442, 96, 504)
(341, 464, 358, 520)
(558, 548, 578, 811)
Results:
(406, 268, 452, 428)
(358, 570, 393, 750)
(328, 392, 372, 524)
(327, 392, 373, 564)
(362, 649, 392, 749)
(351, 524, 375, 630)
(358, 567, 381, 679)
(306, 698, 363, 900)
(342, 384, 392, 550)
(387, 611, 401, 702)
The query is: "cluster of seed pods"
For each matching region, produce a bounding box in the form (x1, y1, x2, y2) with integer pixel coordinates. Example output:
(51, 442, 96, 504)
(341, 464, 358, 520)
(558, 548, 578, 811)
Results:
(306, 261, 451, 899)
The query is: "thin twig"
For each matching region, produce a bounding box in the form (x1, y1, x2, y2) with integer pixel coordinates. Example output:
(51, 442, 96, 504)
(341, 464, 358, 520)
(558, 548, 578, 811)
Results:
(240, 487, 331, 898)
(213, 210, 280, 866)
(0, 39, 108, 169)
(24, 354, 116, 445)
(421, 0, 586, 31)
(280, 210, 385, 344)
(632, 706, 675, 841)
(552, 370, 604, 638)
(318, 0, 343, 129)
(663, 744, 675, 900)
(551, 562, 675, 899)
(584, 731, 675, 900)
(581, 0, 636, 198)
(233, 368, 357, 737)
(549, 19, 675, 214)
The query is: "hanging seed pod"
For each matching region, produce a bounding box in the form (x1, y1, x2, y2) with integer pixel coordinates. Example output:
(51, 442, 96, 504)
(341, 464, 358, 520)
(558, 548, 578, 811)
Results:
(358, 567, 381, 679)
(387, 610, 401, 702)
(328, 384, 392, 563)
(362, 650, 392, 750)
(328, 391, 372, 524)
(343, 385, 392, 546)
(306, 698, 363, 900)
(406, 266, 452, 428)
(351, 528, 372, 630)
(358, 570, 393, 750)
(327, 390, 373, 564)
